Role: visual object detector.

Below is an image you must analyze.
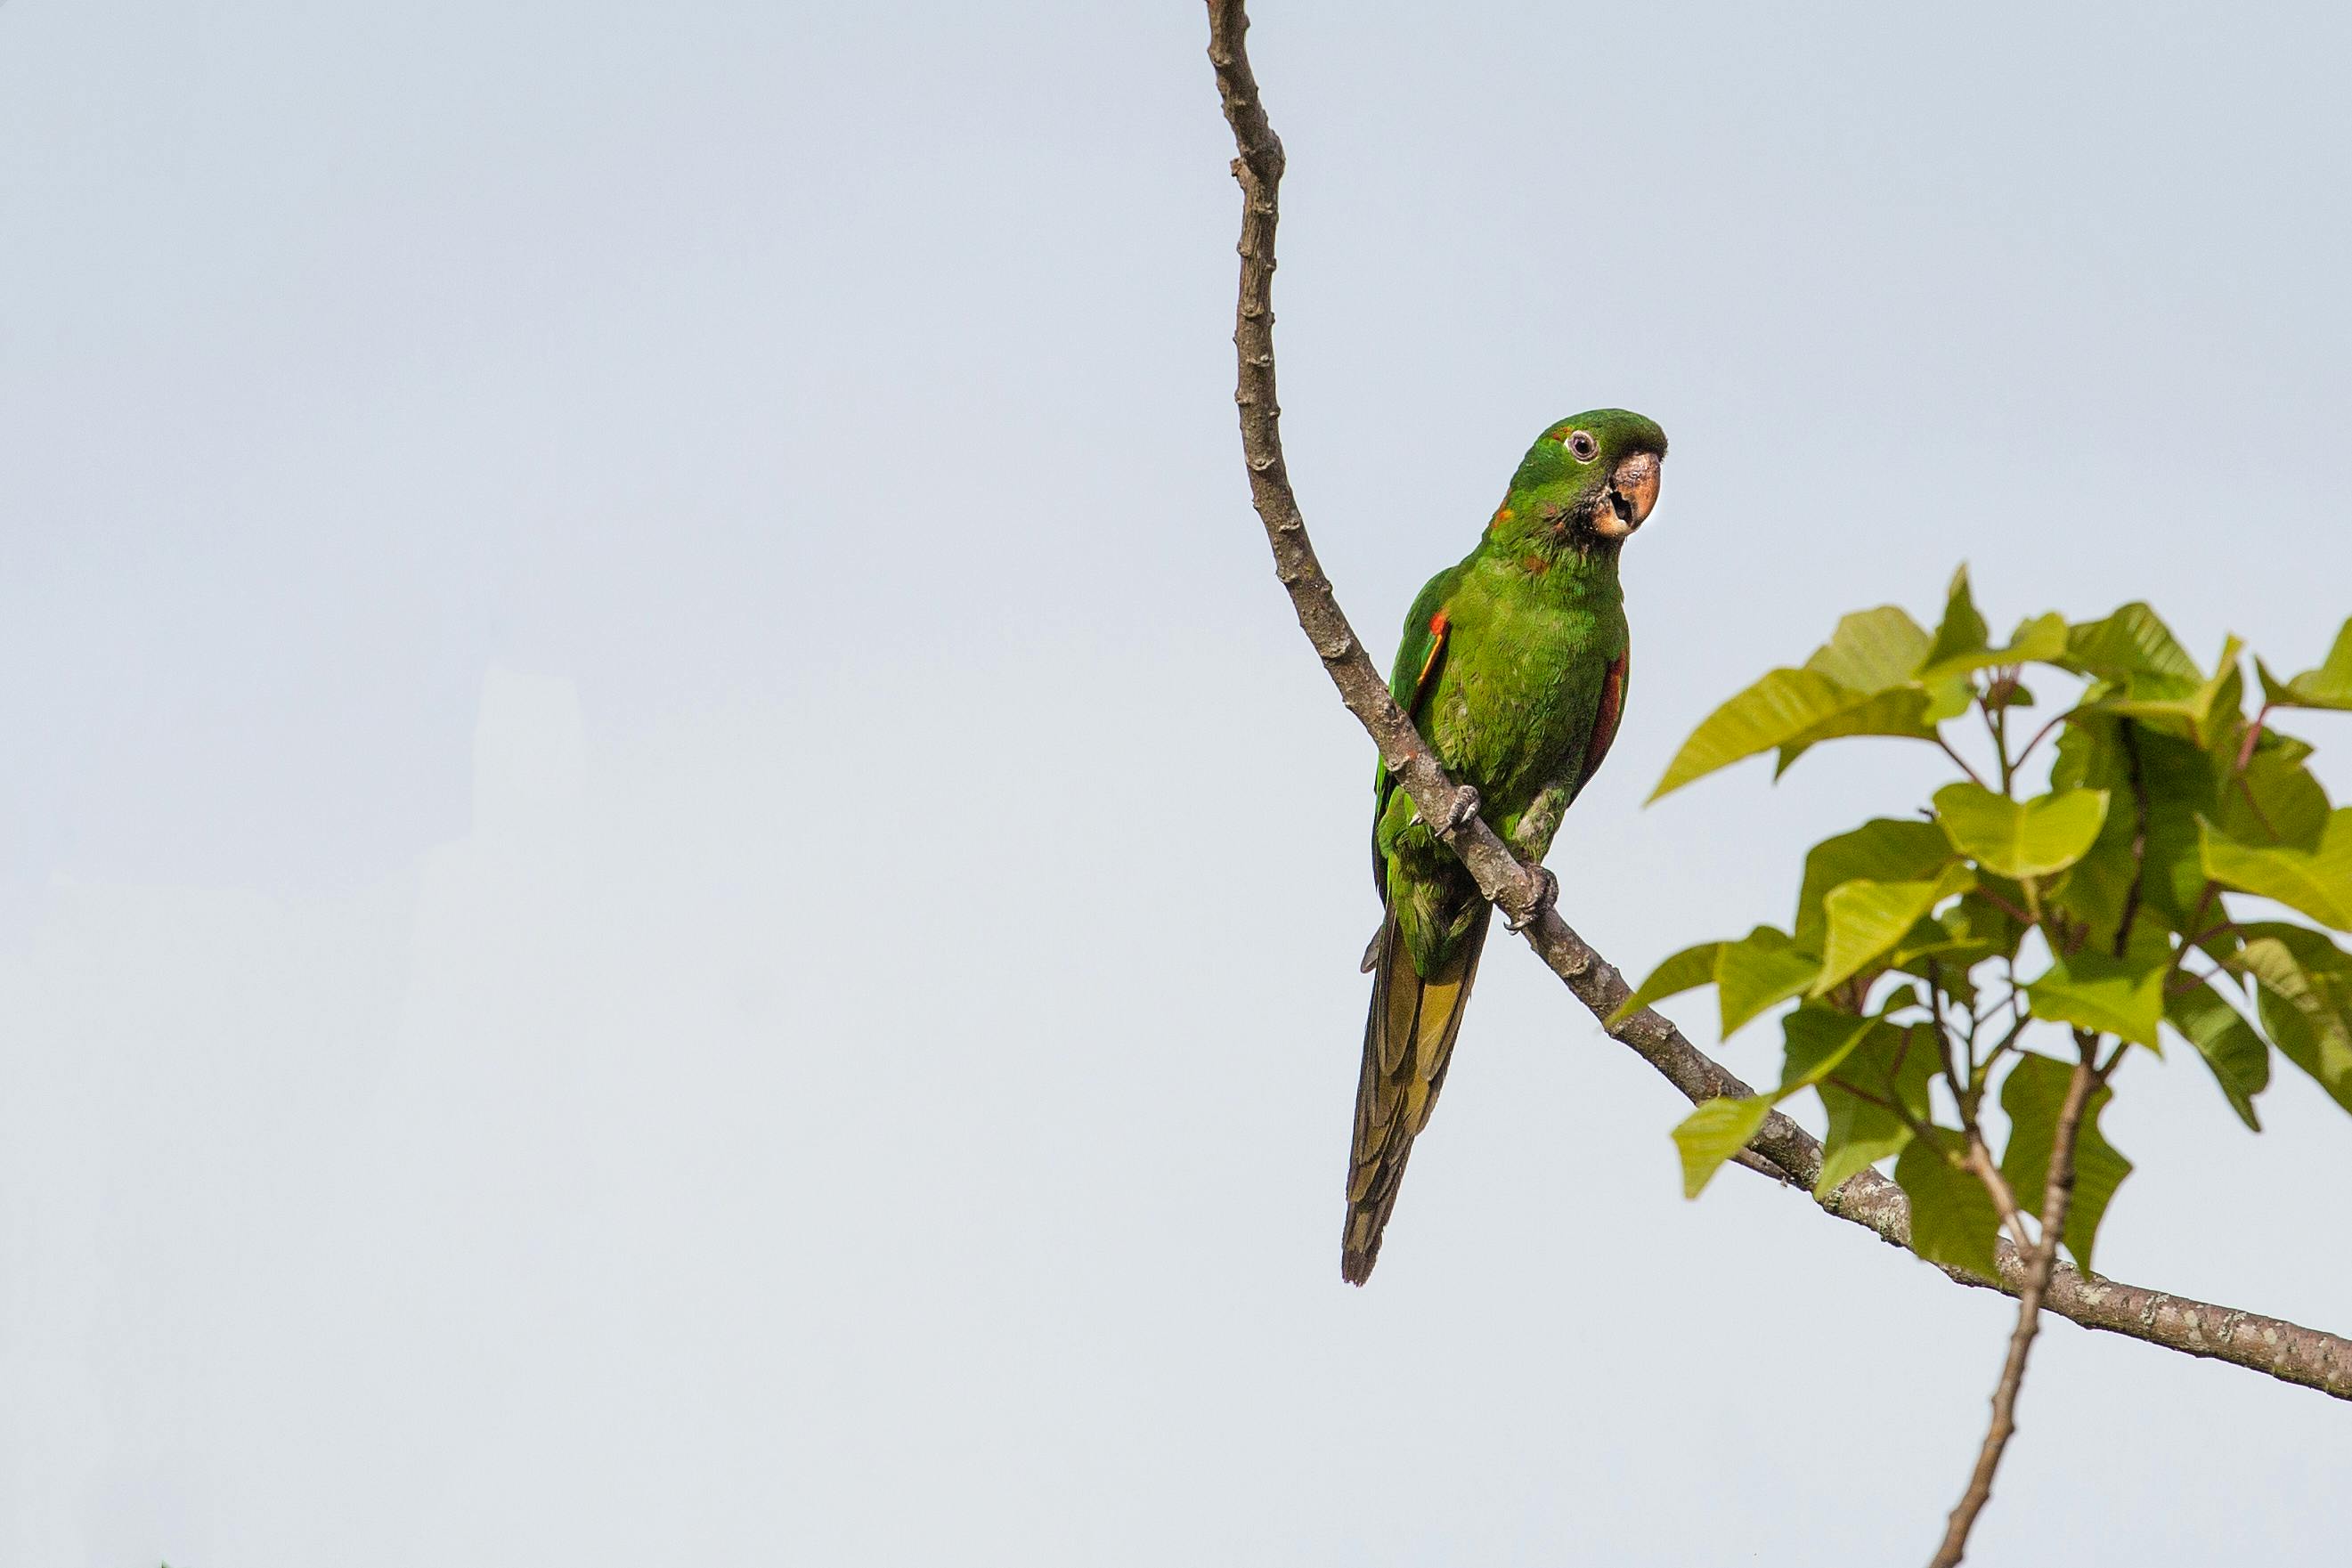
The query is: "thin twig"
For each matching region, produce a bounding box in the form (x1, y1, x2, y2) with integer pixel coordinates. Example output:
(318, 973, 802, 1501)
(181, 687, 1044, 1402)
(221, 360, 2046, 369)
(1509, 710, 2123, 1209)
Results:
(1938, 735, 1991, 792)
(1202, 0, 2352, 1403)
(2010, 710, 2070, 776)
(1929, 1039, 2099, 1566)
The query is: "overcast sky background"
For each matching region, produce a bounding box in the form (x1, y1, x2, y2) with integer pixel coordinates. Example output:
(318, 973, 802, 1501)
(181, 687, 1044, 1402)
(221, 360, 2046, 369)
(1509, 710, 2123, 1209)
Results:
(5, 2, 2352, 1563)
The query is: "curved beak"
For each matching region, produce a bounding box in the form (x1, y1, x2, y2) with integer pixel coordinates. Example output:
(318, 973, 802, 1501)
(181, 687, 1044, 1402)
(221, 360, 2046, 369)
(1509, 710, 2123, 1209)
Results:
(1594, 451, 1662, 539)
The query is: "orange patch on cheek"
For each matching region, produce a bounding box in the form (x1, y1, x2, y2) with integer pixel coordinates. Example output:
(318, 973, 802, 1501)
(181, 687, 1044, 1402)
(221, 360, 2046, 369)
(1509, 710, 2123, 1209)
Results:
(1487, 506, 1514, 532)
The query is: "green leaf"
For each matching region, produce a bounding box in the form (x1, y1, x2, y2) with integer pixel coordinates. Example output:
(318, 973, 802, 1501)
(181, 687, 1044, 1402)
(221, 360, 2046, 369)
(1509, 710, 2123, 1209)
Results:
(1919, 566, 1990, 676)
(1611, 941, 1723, 1026)
(1715, 926, 1822, 1037)
(1895, 1132, 2003, 1281)
(2257, 619, 2352, 712)
(2165, 983, 2270, 1131)
(2218, 746, 2331, 852)
(1933, 783, 2112, 880)
(2006, 613, 2072, 666)
(2232, 930, 2352, 1114)
(2025, 949, 2165, 1049)
(1814, 1022, 1938, 1197)
(2201, 811, 2352, 932)
(2064, 603, 2200, 684)
(1811, 865, 1976, 997)
(1671, 1095, 1773, 1199)
(1922, 674, 1979, 724)
(1919, 571, 2070, 681)
(1676, 1005, 1896, 1202)
(1787, 685, 1940, 750)
(1793, 819, 1955, 953)
(1804, 606, 1932, 693)
(1998, 1053, 2133, 1275)
(2084, 638, 2246, 749)
(1778, 1004, 1896, 1095)
(1654, 670, 1938, 800)
(1916, 892, 2027, 970)
(2124, 730, 2231, 927)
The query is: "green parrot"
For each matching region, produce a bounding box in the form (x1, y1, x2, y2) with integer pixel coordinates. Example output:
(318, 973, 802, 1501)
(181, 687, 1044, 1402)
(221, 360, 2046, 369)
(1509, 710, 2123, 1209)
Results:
(1345, 409, 1666, 1284)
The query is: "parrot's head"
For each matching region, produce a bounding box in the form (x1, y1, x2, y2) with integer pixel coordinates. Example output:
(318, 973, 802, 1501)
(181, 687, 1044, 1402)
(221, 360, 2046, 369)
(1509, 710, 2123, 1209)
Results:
(1493, 408, 1667, 558)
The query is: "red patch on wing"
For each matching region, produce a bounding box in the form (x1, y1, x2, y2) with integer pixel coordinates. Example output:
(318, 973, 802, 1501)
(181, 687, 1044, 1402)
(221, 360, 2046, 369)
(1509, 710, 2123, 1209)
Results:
(1415, 611, 1451, 691)
(1581, 649, 1629, 788)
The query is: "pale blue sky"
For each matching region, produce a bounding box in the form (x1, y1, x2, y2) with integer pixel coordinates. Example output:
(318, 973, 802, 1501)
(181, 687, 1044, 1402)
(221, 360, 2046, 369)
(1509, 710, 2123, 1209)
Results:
(4, 2, 2350, 1563)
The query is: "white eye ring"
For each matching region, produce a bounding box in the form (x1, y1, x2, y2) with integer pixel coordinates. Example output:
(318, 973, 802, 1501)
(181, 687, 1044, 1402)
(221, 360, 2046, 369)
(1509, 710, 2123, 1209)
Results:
(1564, 430, 1599, 462)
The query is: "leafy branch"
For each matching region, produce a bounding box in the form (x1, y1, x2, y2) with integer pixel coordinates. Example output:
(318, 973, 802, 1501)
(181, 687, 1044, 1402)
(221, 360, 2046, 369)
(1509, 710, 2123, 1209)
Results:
(1631, 569, 2352, 1559)
(1204, 0, 2352, 1557)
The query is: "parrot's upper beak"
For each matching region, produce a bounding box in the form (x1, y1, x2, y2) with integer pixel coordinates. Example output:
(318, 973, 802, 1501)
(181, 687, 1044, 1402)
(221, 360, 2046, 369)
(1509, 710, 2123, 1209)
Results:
(1595, 451, 1662, 539)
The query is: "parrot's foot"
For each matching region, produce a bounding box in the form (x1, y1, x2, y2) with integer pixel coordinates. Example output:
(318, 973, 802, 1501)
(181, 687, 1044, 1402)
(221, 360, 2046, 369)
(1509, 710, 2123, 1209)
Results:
(1440, 785, 1482, 834)
(1503, 866, 1559, 933)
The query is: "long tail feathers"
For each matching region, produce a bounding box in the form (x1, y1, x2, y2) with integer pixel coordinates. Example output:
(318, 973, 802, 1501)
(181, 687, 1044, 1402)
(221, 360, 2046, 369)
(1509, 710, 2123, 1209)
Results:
(1342, 906, 1491, 1285)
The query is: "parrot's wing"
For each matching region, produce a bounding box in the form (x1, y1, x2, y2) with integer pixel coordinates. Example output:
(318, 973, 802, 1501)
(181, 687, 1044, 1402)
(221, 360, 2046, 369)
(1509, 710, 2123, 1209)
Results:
(1569, 645, 1631, 805)
(1370, 592, 1456, 895)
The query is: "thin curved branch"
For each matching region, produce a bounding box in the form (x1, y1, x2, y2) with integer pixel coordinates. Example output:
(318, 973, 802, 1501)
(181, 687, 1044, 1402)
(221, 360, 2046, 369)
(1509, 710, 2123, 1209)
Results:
(1931, 1044, 2098, 1566)
(1204, 0, 2352, 1404)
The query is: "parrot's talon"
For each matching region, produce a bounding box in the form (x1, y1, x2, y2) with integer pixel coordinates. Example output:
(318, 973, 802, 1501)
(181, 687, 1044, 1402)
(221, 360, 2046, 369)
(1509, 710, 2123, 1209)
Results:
(1504, 867, 1559, 933)
(1441, 785, 1482, 834)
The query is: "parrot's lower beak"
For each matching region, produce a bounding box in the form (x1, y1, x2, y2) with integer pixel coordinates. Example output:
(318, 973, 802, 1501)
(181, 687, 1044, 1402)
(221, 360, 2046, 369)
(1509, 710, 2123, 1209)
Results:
(1595, 451, 1662, 538)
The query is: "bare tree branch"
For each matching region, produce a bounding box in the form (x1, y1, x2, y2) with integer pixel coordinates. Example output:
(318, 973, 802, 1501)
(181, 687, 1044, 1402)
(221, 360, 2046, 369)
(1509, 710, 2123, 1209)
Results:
(1204, 0, 2352, 1405)
(1930, 1044, 2098, 1566)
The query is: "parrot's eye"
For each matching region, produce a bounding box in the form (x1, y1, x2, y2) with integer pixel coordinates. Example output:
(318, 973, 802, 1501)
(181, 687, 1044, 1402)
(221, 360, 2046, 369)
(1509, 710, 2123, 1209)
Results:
(1565, 430, 1599, 462)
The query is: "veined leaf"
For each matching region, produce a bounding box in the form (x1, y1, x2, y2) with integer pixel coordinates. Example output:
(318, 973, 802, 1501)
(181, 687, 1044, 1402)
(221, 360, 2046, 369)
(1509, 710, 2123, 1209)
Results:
(2119, 730, 2227, 927)
(1610, 941, 1723, 1026)
(1778, 1004, 1894, 1092)
(2025, 949, 2166, 1049)
(1804, 605, 1932, 693)
(2046, 718, 2142, 942)
(2064, 603, 2200, 684)
(2084, 638, 2246, 749)
(2232, 930, 2352, 1114)
(2201, 811, 2352, 932)
(2165, 983, 2270, 1132)
(1671, 1096, 1773, 1199)
(1672, 1007, 1888, 1200)
(1933, 783, 2111, 880)
(1927, 676, 1980, 723)
(1814, 1022, 1938, 1197)
(1652, 669, 1933, 800)
(1920, 566, 1990, 676)
(1896, 1132, 2003, 1281)
(1715, 927, 1822, 1037)
(1793, 819, 1955, 953)
(1773, 687, 1939, 777)
(1998, 1053, 2132, 1275)
(1916, 892, 2027, 970)
(2255, 619, 2352, 712)
(2218, 746, 2330, 852)
(1913, 568, 2069, 683)
(1811, 865, 1976, 997)
(1921, 614, 2071, 686)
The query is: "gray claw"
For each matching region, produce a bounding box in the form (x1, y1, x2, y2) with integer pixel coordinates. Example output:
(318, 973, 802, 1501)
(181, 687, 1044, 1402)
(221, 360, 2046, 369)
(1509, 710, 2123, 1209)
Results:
(1504, 867, 1558, 933)
(1441, 785, 1482, 834)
